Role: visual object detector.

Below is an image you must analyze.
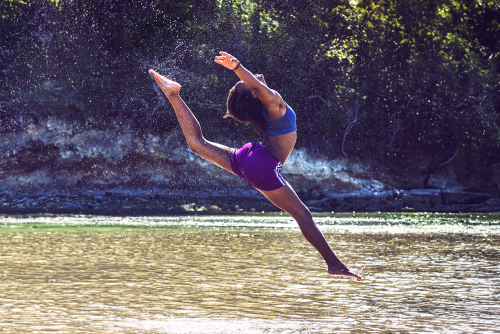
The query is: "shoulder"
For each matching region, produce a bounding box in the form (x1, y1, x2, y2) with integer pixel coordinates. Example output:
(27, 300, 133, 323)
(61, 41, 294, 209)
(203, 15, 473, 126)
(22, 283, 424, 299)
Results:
(263, 90, 286, 121)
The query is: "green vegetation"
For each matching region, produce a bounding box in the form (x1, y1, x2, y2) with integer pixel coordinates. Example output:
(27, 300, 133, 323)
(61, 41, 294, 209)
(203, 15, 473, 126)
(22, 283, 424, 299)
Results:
(1, 0, 499, 191)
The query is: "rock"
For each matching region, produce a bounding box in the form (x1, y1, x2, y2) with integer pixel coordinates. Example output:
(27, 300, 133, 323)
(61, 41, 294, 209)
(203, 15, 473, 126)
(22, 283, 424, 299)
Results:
(305, 190, 403, 212)
(401, 189, 443, 209)
(442, 190, 493, 204)
(476, 198, 500, 211)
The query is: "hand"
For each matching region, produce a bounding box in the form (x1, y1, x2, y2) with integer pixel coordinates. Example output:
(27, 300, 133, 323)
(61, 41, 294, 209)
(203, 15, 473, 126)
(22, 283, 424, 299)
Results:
(255, 74, 266, 85)
(214, 51, 239, 70)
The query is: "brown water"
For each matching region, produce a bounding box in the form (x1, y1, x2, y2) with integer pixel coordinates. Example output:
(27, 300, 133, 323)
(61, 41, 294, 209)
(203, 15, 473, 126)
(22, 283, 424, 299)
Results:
(0, 214, 499, 333)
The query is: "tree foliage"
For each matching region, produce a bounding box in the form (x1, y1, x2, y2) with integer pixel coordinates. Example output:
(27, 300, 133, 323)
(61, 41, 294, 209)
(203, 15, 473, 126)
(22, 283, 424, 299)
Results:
(1, 0, 499, 189)
(348, 0, 500, 182)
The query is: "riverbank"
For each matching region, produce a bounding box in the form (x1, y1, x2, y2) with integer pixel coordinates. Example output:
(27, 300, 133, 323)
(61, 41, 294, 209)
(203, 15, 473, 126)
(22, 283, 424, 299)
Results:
(1, 188, 499, 216)
(1, 121, 499, 215)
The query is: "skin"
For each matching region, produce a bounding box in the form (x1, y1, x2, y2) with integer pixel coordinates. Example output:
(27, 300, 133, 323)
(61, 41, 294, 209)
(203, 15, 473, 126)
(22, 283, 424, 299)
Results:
(149, 52, 362, 281)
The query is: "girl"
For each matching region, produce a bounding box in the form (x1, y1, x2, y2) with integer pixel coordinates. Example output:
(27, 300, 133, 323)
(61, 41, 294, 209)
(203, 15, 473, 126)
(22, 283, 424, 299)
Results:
(149, 51, 362, 281)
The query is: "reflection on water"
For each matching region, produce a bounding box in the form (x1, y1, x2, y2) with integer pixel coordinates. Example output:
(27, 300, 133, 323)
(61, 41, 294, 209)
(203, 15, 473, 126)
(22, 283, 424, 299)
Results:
(0, 214, 499, 333)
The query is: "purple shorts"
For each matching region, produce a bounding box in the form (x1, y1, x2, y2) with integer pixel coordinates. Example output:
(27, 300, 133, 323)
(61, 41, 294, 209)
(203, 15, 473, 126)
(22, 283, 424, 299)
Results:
(230, 142, 287, 191)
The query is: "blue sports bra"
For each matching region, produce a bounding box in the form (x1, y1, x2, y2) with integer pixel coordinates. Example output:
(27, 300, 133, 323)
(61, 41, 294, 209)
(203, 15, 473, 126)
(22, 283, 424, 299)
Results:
(263, 103, 297, 136)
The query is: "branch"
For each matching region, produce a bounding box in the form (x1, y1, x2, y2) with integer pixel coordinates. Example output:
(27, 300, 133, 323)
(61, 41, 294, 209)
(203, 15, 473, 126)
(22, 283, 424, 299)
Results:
(437, 148, 458, 168)
(341, 94, 361, 157)
(305, 94, 333, 106)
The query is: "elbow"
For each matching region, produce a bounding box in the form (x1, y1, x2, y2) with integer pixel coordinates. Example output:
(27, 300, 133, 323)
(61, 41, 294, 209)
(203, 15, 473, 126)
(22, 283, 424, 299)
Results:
(188, 145, 200, 156)
(187, 138, 204, 156)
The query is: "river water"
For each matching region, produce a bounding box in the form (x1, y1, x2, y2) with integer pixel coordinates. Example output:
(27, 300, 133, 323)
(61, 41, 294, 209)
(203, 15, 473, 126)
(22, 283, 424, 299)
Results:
(0, 213, 499, 333)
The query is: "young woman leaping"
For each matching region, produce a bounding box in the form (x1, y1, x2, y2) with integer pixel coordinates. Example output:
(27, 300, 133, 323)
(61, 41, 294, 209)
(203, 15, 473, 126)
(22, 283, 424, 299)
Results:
(149, 51, 362, 281)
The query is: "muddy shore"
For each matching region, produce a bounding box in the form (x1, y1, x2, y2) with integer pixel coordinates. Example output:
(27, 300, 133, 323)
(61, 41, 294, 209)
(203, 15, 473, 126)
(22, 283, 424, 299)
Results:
(1, 188, 499, 216)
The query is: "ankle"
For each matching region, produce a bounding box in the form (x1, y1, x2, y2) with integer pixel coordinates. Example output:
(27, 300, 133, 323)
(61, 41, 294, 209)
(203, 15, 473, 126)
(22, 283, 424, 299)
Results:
(327, 258, 342, 268)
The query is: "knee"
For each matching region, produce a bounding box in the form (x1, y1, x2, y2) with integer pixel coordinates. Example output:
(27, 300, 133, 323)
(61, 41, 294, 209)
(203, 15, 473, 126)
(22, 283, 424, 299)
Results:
(291, 205, 312, 223)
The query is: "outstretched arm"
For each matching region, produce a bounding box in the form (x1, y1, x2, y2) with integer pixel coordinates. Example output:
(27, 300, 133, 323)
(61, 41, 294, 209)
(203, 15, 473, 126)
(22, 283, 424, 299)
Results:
(214, 51, 285, 120)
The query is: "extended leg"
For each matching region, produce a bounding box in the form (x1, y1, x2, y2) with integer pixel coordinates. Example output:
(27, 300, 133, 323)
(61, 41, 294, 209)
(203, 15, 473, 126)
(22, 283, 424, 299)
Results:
(149, 70, 234, 173)
(260, 183, 362, 281)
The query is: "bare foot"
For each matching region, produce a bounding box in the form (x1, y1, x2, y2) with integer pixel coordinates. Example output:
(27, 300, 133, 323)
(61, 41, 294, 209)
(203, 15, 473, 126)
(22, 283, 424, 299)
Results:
(149, 69, 181, 97)
(328, 260, 363, 281)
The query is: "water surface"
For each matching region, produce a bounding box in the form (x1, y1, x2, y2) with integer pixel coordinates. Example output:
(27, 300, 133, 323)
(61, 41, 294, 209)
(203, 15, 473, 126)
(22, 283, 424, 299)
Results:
(0, 214, 499, 333)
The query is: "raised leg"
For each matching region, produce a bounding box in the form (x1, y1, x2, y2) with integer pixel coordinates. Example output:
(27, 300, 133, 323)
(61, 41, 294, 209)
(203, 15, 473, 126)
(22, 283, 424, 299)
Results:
(260, 183, 362, 281)
(149, 70, 234, 173)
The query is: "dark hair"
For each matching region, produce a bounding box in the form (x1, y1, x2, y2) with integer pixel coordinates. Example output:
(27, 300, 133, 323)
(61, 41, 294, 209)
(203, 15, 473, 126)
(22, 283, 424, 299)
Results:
(226, 82, 265, 133)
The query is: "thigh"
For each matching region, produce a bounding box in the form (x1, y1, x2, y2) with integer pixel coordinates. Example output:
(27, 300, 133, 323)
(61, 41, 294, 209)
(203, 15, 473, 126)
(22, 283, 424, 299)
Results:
(258, 182, 311, 221)
(195, 138, 235, 175)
